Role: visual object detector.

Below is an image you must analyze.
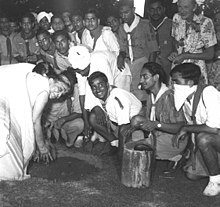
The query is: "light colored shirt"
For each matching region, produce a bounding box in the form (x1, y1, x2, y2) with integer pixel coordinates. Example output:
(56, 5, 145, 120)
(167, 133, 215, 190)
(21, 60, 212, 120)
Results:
(40, 49, 56, 67)
(103, 87, 142, 125)
(54, 51, 72, 72)
(82, 27, 120, 56)
(45, 84, 81, 122)
(172, 13, 217, 80)
(183, 86, 220, 128)
(76, 51, 117, 111)
(77, 51, 115, 96)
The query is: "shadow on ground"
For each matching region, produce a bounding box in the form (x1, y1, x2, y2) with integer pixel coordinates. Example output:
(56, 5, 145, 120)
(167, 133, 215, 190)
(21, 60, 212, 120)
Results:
(0, 143, 220, 207)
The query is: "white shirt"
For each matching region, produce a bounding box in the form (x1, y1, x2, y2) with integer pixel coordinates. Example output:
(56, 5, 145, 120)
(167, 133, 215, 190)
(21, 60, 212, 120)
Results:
(183, 86, 220, 128)
(82, 27, 120, 56)
(76, 51, 114, 96)
(76, 51, 114, 111)
(104, 88, 142, 125)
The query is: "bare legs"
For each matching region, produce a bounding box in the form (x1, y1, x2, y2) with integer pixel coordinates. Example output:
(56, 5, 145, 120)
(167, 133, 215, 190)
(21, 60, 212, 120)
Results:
(196, 132, 220, 176)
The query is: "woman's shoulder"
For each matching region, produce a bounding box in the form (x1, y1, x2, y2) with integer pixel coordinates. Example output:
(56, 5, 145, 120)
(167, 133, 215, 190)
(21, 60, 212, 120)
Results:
(27, 72, 49, 91)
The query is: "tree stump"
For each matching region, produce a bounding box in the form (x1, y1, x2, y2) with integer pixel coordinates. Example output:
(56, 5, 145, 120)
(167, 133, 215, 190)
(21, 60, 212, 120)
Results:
(121, 139, 155, 188)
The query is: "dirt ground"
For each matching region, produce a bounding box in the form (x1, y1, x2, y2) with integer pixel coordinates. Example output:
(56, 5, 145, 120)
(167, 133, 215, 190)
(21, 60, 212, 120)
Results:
(0, 142, 220, 207)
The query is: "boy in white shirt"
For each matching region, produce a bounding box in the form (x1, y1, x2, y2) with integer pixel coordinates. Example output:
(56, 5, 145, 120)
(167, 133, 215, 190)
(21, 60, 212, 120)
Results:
(171, 63, 220, 196)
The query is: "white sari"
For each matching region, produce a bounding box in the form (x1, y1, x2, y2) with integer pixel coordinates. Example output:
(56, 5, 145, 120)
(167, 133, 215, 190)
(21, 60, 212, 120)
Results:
(0, 63, 49, 180)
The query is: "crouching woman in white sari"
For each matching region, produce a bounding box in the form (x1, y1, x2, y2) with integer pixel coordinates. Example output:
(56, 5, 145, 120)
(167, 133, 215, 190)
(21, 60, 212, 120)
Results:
(0, 62, 72, 181)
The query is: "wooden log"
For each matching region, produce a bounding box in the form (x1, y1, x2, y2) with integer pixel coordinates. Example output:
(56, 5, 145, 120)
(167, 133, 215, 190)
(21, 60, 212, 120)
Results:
(121, 139, 154, 188)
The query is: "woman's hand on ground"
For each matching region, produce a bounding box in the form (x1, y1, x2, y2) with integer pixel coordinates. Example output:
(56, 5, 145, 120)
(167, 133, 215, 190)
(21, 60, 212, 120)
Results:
(38, 144, 54, 164)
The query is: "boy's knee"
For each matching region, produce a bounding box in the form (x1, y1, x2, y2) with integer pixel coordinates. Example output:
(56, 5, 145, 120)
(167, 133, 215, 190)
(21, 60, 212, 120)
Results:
(196, 133, 211, 149)
(89, 112, 97, 127)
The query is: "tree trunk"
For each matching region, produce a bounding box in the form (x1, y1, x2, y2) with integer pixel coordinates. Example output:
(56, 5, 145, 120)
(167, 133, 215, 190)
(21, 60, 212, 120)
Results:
(121, 139, 155, 188)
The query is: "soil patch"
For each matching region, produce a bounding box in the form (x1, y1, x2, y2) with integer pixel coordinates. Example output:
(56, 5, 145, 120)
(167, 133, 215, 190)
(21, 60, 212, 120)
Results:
(29, 157, 99, 182)
(1, 145, 220, 207)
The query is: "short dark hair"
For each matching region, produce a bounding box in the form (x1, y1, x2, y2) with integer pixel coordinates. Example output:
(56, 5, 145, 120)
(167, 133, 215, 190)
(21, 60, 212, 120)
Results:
(0, 14, 9, 20)
(52, 29, 70, 42)
(88, 71, 108, 87)
(148, 0, 165, 7)
(106, 9, 120, 20)
(21, 12, 35, 23)
(36, 29, 50, 38)
(51, 15, 64, 24)
(84, 8, 100, 19)
(119, 0, 134, 8)
(32, 62, 56, 77)
(9, 18, 19, 24)
(142, 62, 167, 84)
(71, 10, 83, 19)
(170, 63, 201, 85)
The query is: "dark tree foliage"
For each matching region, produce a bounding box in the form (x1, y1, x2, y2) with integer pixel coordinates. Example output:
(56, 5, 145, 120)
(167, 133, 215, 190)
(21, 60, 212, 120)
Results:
(0, 0, 217, 20)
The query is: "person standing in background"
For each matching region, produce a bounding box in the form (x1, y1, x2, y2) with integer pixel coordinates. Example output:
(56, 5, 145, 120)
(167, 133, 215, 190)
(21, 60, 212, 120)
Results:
(106, 10, 122, 39)
(82, 8, 120, 56)
(71, 11, 85, 44)
(13, 13, 40, 64)
(168, 0, 217, 83)
(37, 11, 54, 34)
(0, 14, 17, 65)
(117, 0, 159, 102)
(148, 0, 174, 81)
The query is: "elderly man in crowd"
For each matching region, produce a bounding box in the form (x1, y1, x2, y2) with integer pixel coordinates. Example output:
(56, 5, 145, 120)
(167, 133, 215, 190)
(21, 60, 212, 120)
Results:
(168, 0, 217, 83)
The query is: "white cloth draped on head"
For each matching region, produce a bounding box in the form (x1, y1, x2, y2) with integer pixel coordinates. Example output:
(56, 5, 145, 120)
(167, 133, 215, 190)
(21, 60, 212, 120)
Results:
(68, 45, 91, 70)
(37, 11, 53, 23)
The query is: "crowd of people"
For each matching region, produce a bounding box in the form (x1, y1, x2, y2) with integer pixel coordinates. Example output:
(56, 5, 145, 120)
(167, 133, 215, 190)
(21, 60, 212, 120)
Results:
(0, 0, 220, 197)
